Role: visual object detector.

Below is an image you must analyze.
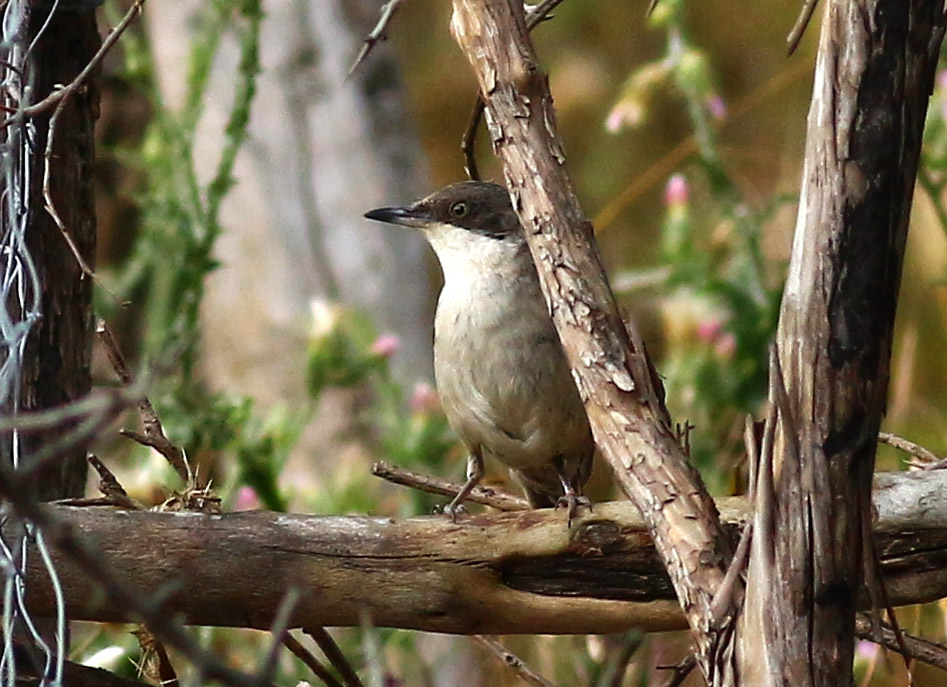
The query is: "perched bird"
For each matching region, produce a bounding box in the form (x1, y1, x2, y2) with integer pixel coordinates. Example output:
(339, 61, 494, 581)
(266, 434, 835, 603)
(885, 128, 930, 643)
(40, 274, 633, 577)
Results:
(365, 181, 594, 520)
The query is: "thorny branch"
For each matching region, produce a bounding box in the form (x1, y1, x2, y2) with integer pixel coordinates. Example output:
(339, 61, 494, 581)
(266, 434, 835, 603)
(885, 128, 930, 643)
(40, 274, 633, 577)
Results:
(854, 614, 947, 673)
(471, 635, 558, 687)
(96, 320, 192, 484)
(0, 0, 146, 130)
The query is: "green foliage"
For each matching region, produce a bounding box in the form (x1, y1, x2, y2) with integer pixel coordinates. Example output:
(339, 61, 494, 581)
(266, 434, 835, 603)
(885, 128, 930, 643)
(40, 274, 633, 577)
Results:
(608, 1, 789, 481)
(304, 299, 455, 515)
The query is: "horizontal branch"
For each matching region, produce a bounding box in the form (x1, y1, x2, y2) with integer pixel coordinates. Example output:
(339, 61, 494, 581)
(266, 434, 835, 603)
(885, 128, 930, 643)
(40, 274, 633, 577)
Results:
(15, 471, 947, 635)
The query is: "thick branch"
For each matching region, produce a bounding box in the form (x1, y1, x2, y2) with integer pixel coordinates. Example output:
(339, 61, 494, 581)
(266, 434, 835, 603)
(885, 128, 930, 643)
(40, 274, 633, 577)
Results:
(743, 2, 947, 685)
(13, 472, 947, 634)
(448, 0, 728, 673)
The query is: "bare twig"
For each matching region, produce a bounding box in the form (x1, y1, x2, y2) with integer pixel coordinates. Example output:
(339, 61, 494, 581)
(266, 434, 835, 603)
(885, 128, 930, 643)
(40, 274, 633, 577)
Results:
(471, 635, 558, 687)
(878, 431, 945, 468)
(346, 0, 405, 79)
(0, 389, 134, 479)
(657, 655, 697, 687)
(0, 0, 146, 129)
(371, 461, 529, 511)
(85, 453, 140, 509)
(259, 587, 302, 686)
(709, 520, 751, 627)
(855, 614, 947, 673)
(133, 627, 179, 687)
(305, 627, 364, 687)
(786, 0, 820, 55)
(283, 634, 344, 687)
(96, 320, 191, 484)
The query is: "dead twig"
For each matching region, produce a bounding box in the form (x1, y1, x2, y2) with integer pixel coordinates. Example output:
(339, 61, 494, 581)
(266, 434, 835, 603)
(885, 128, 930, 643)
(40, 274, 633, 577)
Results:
(855, 614, 947, 673)
(85, 453, 140, 509)
(305, 627, 365, 687)
(0, 0, 146, 129)
(371, 461, 529, 511)
(786, 0, 819, 55)
(471, 635, 558, 687)
(346, 0, 405, 80)
(657, 655, 697, 687)
(283, 634, 345, 687)
(97, 320, 191, 484)
(878, 431, 945, 469)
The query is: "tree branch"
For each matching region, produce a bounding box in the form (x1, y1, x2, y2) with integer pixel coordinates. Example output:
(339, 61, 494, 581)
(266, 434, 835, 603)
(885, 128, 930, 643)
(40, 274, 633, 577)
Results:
(10, 472, 947, 635)
(448, 0, 729, 677)
(742, 2, 947, 685)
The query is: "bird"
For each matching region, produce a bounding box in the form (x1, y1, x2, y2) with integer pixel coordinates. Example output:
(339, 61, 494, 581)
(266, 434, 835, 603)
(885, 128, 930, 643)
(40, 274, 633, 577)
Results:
(364, 181, 594, 522)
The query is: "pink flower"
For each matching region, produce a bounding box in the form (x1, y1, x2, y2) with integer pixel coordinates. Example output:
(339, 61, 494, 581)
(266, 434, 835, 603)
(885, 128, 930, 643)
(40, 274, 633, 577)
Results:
(370, 333, 400, 359)
(664, 174, 689, 208)
(696, 318, 723, 343)
(410, 382, 441, 415)
(714, 332, 737, 360)
(234, 486, 262, 511)
(707, 94, 727, 120)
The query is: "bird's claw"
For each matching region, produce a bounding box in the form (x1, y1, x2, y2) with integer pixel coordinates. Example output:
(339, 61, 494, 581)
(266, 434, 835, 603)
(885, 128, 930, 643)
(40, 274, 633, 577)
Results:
(555, 493, 591, 527)
(439, 502, 468, 522)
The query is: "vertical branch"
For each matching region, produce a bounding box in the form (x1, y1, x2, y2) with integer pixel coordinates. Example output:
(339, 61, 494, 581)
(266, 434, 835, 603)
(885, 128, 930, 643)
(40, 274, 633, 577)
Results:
(15, 8, 101, 501)
(741, 1, 946, 685)
(449, 1, 732, 681)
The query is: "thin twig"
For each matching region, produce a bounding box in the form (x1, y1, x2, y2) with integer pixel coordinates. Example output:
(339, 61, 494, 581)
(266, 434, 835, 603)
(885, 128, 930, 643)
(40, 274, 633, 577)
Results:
(259, 587, 302, 686)
(306, 627, 365, 687)
(41, 92, 113, 294)
(96, 320, 191, 484)
(133, 627, 179, 687)
(786, 0, 819, 55)
(346, 0, 405, 80)
(283, 634, 344, 687)
(657, 655, 697, 687)
(878, 431, 945, 468)
(709, 520, 751, 627)
(85, 453, 140, 509)
(371, 461, 529, 511)
(855, 614, 947, 673)
(471, 635, 558, 687)
(0, 0, 146, 129)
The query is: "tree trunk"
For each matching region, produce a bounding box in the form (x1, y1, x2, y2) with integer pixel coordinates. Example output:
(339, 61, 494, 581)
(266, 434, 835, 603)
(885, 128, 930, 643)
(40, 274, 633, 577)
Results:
(740, 3, 947, 684)
(0, 5, 99, 500)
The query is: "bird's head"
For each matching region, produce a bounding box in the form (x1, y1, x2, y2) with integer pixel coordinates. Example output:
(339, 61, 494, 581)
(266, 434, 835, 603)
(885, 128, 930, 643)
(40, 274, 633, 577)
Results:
(364, 181, 524, 250)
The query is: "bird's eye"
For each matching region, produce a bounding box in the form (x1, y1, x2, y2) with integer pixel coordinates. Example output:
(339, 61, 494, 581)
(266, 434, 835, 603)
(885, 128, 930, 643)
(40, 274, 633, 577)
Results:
(450, 201, 468, 218)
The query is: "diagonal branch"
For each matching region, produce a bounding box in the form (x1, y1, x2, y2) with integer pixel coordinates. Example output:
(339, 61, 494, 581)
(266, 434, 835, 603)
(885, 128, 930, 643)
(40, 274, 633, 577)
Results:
(448, 0, 729, 679)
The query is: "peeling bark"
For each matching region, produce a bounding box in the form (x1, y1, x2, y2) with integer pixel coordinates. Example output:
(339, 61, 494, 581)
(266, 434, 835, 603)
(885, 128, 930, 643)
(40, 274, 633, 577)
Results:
(741, 2, 947, 684)
(448, 0, 730, 677)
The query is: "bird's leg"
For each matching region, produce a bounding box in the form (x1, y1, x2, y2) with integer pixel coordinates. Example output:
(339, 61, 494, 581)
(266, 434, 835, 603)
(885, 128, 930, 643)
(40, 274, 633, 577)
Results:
(554, 462, 591, 527)
(444, 450, 484, 521)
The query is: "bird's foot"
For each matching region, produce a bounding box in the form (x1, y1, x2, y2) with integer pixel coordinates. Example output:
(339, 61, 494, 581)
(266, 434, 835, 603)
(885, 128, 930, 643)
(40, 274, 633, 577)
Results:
(555, 493, 591, 527)
(438, 501, 468, 522)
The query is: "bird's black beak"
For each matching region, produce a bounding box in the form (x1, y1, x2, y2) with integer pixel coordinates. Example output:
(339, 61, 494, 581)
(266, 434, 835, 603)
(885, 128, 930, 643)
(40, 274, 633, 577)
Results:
(364, 205, 431, 229)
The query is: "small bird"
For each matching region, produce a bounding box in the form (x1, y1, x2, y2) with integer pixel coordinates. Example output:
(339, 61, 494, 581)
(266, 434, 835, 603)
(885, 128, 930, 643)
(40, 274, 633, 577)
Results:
(365, 181, 594, 520)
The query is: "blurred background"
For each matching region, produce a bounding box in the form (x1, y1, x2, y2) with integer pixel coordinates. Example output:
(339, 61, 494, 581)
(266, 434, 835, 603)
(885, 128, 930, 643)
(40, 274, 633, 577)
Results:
(83, 0, 947, 684)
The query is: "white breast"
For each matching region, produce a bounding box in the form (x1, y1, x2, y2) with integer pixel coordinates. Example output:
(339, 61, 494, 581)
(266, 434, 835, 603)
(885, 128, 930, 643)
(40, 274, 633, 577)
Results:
(424, 223, 589, 471)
